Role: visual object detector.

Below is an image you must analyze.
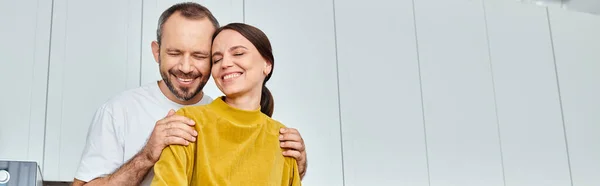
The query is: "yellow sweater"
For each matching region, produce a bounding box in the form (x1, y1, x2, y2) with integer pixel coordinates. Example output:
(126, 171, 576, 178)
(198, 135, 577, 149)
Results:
(151, 96, 301, 186)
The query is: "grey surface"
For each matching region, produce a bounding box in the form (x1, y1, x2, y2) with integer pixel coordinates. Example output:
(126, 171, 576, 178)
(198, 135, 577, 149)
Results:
(0, 161, 42, 186)
(42, 182, 71, 186)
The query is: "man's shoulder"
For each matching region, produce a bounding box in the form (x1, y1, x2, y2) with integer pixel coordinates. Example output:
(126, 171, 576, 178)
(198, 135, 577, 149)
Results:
(98, 83, 159, 112)
(198, 93, 214, 105)
(178, 94, 215, 114)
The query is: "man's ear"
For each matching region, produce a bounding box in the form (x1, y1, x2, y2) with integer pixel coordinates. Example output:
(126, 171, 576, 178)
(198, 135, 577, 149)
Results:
(151, 41, 160, 64)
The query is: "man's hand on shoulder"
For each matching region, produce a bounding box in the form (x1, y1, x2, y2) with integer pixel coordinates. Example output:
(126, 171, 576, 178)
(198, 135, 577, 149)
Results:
(141, 109, 198, 163)
(279, 127, 307, 179)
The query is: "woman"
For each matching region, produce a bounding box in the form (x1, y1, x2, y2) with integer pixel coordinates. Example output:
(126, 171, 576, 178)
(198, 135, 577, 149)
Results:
(150, 23, 301, 186)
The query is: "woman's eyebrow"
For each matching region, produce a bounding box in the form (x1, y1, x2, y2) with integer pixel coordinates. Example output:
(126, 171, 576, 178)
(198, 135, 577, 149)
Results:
(229, 45, 248, 51)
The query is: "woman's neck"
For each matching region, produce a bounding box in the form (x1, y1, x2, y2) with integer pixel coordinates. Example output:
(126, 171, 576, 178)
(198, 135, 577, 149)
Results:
(224, 89, 262, 111)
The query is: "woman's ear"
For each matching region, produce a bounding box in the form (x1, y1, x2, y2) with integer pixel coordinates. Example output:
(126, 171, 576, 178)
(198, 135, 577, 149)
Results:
(263, 61, 272, 75)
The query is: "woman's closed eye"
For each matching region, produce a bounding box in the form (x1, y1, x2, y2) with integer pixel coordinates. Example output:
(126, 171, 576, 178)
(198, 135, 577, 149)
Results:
(212, 57, 222, 64)
(212, 51, 243, 63)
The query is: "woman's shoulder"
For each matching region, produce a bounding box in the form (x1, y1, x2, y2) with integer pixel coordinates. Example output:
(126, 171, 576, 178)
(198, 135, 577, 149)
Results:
(175, 105, 216, 125)
(176, 105, 212, 116)
(264, 117, 292, 137)
(264, 116, 286, 128)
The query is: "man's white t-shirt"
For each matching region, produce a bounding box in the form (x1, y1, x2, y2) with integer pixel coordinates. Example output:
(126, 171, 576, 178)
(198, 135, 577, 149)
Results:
(74, 82, 213, 186)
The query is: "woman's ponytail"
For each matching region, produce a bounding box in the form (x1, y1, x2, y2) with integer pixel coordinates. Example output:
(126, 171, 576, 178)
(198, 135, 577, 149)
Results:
(260, 85, 274, 117)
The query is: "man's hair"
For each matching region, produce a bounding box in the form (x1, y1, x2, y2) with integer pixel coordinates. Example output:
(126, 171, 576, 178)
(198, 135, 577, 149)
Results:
(156, 2, 220, 45)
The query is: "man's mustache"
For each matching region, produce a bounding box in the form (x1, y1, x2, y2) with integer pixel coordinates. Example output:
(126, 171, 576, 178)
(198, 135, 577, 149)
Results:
(169, 69, 201, 79)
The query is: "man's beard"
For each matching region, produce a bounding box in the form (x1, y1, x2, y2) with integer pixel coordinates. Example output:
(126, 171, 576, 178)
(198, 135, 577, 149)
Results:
(160, 63, 206, 101)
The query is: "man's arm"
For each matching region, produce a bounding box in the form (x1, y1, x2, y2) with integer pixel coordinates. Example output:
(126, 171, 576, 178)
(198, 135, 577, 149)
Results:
(73, 153, 154, 186)
(73, 109, 197, 186)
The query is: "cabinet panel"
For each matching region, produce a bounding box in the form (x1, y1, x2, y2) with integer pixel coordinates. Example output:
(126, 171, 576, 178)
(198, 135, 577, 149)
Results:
(244, 1, 344, 185)
(334, 0, 429, 185)
(485, 1, 571, 186)
(549, 7, 600, 186)
(140, 0, 243, 100)
(43, 0, 142, 181)
(0, 0, 52, 169)
(414, 0, 504, 185)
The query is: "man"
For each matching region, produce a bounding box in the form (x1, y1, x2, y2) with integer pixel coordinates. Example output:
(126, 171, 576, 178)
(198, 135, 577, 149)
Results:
(72, 3, 307, 186)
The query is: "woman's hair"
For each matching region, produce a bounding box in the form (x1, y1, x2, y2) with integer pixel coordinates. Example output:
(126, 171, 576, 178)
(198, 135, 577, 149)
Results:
(212, 23, 275, 117)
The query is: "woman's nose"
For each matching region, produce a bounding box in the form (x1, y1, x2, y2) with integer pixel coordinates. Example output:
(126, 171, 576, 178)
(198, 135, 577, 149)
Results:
(220, 56, 234, 68)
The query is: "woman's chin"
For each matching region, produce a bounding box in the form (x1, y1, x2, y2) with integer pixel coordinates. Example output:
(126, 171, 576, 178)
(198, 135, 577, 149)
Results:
(221, 88, 243, 97)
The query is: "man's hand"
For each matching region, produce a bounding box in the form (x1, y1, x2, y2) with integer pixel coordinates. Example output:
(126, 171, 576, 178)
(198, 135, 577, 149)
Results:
(142, 109, 197, 163)
(279, 128, 307, 179)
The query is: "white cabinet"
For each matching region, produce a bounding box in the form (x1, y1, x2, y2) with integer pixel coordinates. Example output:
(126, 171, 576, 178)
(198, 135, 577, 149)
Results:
(0, 0, 52, 168)
(485, 2, 571, 186)
(43, 0, 142, 181)
(414, 0, 504, 185)
(244, 1, 344, 185)
(334, 0, 429, 185)
(140, 0, 243, 99)
(549, 7, 600, 186)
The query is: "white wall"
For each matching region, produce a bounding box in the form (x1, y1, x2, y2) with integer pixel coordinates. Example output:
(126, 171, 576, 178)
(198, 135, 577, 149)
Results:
(335, 0, 429, 185)
(549, 7, 600, 186)
(43, 0, 142, 181)
(416, 0, 504, 185)
(0, 0, 52, 168)
(1, 0, 599, 185)
(485, 2, 571, 186)
(336, 1, 599, 186)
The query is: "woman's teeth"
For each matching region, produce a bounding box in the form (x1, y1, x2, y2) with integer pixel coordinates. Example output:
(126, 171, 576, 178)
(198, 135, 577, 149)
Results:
(223, 73, 241, 80)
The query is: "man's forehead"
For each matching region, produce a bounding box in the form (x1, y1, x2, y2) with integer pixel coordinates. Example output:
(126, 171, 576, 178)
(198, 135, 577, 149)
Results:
(161, 26, 213, 48)
(161, 14, 215, 37)
(162, 22, 214, 36)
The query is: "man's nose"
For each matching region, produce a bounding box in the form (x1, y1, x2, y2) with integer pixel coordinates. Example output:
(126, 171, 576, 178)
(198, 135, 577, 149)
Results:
(179, 54, 193, 73)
